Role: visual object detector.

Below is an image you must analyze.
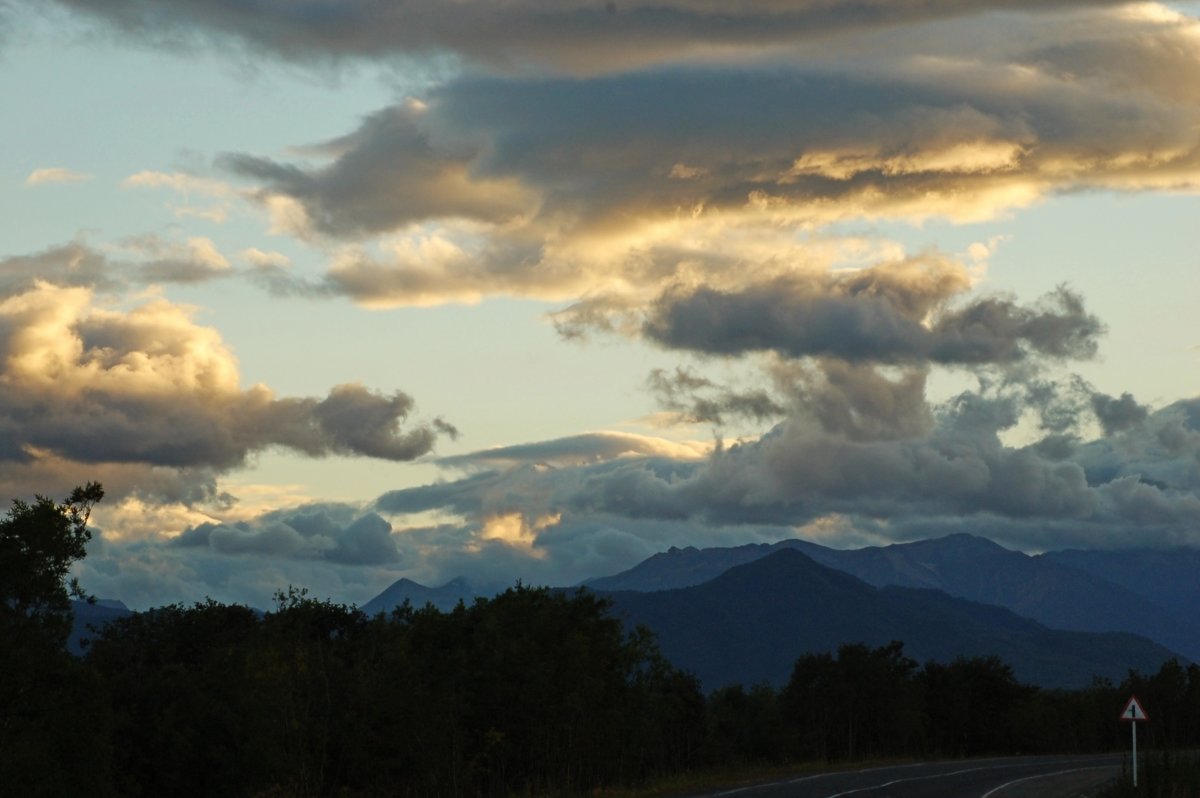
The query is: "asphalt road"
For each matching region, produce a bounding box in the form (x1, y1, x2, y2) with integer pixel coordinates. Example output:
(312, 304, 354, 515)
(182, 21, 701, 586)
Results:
(692, 754, 1124, 798)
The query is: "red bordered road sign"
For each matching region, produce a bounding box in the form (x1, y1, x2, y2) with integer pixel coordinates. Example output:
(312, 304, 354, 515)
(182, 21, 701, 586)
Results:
(1121, 695, 1149, 722)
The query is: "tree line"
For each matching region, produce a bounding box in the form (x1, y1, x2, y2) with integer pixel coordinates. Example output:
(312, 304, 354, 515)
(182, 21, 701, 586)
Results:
(5, 485, 1200, 797)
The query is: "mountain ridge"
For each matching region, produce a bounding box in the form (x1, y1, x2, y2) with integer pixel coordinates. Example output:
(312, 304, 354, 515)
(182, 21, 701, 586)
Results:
(585, 532, 1200, 660)
(595, 548, 1183, 690)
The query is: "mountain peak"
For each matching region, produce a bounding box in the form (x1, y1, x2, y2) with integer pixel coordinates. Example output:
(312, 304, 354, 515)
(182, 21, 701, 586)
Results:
(886, 533, 1012, 561)
(361, 575, 481, 615)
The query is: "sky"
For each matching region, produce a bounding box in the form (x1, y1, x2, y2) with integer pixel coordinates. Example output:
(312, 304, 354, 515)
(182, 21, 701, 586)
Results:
(2, 0, 1199, 610)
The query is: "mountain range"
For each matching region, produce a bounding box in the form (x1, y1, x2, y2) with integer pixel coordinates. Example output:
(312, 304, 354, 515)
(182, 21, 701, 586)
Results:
(593, 548, 1179, 690)
(583, 533, 1200, 661)
(72, 533, 1198, 689)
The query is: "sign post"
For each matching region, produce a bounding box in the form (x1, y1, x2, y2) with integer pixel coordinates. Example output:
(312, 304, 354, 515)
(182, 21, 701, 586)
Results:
(1120, 695, 1149, 788)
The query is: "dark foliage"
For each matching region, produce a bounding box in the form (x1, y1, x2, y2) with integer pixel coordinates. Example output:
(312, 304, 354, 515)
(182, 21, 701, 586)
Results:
(0, 483, 112, 798)
(83, 586, 704, 797)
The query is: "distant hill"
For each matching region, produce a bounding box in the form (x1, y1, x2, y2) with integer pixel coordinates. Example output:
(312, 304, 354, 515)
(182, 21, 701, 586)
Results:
(361, 576, 482, 615)
(69, 599, 132, 655)
(596, 549, 1182, 690)
(587, 533, 1200, 660)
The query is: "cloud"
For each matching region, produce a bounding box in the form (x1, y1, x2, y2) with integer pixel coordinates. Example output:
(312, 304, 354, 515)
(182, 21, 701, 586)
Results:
(122, 170, 231, 196)
(241, 248, 290, 269)
(219, 103, 537, 238)
(439, 430, 712, 469)
(19, 0, 1199, 605)
(119, 235, 233, 283)
(173, 504, 402, 565)
(209, 7, 1200, 309)
(122, 169, 237, 224)
(1092, 391, 1151, 435)
(0, 282, 449, 493)
(71, 387, 1200, 606)
(47, 0, 1123, 74)
(75, 497, 800, 609)
(372, 380, 1200, 571)
(25, 167, 93, 186)
(648, 367, 785, 426)
(637, 274, 1102, 365)
(0, 242, 121, 296)
(0, 239, 242, 296)
(770, 359, 935, 442)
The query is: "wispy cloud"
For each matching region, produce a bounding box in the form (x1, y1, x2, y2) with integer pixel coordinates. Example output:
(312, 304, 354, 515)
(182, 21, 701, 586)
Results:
(25, 167, 93, 186)
(122, 169, 237, 223)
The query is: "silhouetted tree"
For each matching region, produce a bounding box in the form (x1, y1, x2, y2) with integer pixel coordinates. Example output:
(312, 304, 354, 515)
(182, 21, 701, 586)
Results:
(919, 655, 1028, 756)
(781, 642, 921, 761)
(0, 483, 111, 798)
(0, 482, 103, 648)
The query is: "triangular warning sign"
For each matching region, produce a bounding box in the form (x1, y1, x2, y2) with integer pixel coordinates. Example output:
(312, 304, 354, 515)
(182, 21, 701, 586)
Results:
(1121, 695, 1149, 722)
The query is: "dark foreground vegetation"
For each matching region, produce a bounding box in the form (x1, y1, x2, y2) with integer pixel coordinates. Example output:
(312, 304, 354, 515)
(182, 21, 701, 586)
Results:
(6, 485, 1200, 797)
(1101, 750, 1200, 797)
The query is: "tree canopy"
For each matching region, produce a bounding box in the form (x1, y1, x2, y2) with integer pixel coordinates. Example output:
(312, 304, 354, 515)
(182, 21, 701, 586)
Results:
(0, 481, 104, 647)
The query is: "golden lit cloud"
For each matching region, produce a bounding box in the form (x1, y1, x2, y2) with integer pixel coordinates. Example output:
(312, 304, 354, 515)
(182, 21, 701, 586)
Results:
(94, 496, 220, 543)
(479, 511, 561, 555)
(122, 170, 232, 197)
(241, 248, 291, 269)
(0, 282, 448, 481)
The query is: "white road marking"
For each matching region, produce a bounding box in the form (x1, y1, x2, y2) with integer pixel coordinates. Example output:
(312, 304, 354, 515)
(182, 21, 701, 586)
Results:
(702, 757, 1115, 797)
(708, 761, 932, 795)
(979, 765, 1116, 798)
(824, 765, 1011, 797)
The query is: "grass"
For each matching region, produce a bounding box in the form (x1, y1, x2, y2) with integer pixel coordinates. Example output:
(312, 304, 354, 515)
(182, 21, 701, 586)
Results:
(1100, 750, 1200, 798)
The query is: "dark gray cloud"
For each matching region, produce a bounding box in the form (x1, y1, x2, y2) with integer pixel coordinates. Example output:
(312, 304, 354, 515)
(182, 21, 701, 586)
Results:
(0, 370, 442, 470)
(173, 504, 402, 566)
(0, 239, 239, 299)
(437, 430, 710, 469)
(219, 104, 535, 237)
(638, 273, 1102, 366)
(0, 242, 122, 295)
(302, 384, 439, 462)
(43, 0, 1119, 74)
(648, 367, 785, 425)
(374, 382, 1200, 553)
(774, 360, 935, 442)
(77, 388, 1200, 608)
(1092, 391, 1151, 436)
(224, 39, 1200, 238)
(205, 10, 1200, 311)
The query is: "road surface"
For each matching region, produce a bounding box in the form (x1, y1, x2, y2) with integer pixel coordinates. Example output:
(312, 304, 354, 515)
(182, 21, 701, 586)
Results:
(693, 754, 1123, 798)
